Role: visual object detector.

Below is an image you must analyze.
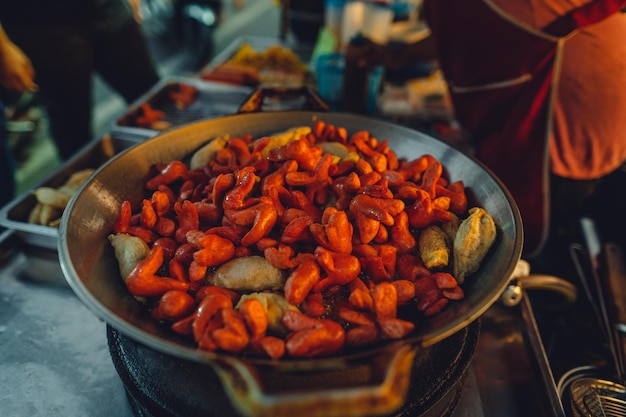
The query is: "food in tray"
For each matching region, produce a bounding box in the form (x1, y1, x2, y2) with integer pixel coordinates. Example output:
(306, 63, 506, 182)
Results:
(201, 43, 309, 87)
(167, 83, 199, 110)
(229, 43, 308, 74)
(127, 82, 201, 131)
(107, 120, 496, 359)
(134, 103, 171, 131)
(200, 62, 262, 87)
(28, 168, 95, 227)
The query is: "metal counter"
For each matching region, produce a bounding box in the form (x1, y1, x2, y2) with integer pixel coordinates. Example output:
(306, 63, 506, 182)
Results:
(0, 230, 133, 417)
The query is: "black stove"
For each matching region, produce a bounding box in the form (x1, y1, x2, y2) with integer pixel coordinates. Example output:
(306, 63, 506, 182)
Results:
(107, 320, 479, 417)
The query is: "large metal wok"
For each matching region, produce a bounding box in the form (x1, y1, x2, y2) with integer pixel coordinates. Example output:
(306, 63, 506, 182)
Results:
(58, 111, 523, 417)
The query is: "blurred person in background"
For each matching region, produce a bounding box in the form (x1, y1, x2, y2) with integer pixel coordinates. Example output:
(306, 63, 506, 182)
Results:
(0, 23, 37, 206)
(0, 0, 160, 161)
(173, 0, 223, 67)
(282, 0, 325, 44)
(348, 0, 626, 263)
(421, 0, 626, 262)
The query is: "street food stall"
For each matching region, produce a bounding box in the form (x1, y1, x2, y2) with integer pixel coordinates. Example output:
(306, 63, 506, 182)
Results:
(1, 4, 625, 414)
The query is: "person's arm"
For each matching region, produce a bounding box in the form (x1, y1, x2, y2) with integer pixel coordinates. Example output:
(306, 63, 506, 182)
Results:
(126, 0, 143, 22)
(0, 23, 37, 93)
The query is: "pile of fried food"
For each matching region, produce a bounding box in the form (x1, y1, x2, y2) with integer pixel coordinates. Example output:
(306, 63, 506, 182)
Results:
(201, 43, 309, 87)
(28, 169, 95, 227)
(108, 120, 496, 359)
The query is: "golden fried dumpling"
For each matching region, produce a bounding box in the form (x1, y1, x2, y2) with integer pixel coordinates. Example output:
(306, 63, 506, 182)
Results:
(108, 233, 150, 280)
(453, 207, 496, 283)
(418, 225, 450, 269)
(236, 292, 298, 335)
(208, 255, 285, 292)
(440, 211, 460, 245)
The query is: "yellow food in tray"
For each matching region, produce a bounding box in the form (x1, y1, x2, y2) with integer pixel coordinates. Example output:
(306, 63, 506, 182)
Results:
(203, 43, 311, 87)
(229, 43, 308, 74)
(28, 168, 95, 228)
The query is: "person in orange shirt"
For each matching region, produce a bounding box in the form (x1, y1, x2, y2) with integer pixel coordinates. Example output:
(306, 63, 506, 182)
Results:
(422, 0, 626, 259)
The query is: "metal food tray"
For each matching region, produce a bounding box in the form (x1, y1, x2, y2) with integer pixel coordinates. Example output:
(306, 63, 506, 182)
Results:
(111, 76, 253, 141)
(202, 35, 296, 73)
(200, 35, 313, 84)
(0, 135, 137, 250)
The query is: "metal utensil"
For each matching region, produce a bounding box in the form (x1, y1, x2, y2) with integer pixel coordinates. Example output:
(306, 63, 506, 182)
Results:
(565, 218, 626, 416)
(598, 242, 626, 385)
(571, 218, 622, 378)
(570, 378, 626, 417)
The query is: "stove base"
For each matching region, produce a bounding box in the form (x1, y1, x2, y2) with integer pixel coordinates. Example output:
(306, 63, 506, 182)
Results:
(107, 321, 479, 417)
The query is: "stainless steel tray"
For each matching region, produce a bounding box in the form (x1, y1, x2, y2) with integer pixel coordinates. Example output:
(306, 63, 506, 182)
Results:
(0, 135, 137, 249)
(202, 35, 293, 73)
(111, 76, 253, 141)
(199, 35, 313, 87)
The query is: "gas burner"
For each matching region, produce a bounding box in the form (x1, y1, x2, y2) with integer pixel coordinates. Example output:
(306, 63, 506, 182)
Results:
(107, 321, 479, 417)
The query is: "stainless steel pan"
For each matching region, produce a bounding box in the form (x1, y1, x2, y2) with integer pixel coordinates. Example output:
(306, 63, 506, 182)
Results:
(58, 111, 523, 417)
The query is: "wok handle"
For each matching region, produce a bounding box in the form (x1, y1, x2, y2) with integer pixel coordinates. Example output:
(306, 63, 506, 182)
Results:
(499, 259, 578, 307)
(237, 86, 330, 114)
(211, 344, 417, 417)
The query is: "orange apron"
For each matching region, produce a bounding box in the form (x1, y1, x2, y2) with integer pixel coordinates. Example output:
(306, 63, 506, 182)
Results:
(423, 0, 626, 257)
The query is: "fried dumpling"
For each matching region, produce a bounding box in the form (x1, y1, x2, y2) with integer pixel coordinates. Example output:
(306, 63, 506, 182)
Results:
(108, 233, 151, 280)
(453, 207, 496, 283)
(418, 225, 450, 269)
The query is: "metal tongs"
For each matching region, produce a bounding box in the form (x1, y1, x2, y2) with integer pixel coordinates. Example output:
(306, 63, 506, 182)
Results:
(599, 241, 626, 385)
(568, 218, 626, 416)
(571, 218, 626, 384)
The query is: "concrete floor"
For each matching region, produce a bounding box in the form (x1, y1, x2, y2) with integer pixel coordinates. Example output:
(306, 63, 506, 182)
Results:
(10, 0, 281, 196)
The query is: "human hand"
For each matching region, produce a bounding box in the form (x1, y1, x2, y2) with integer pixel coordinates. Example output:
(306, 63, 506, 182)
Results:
(0, 39, 37, 94)
(126, 0, 143, 23)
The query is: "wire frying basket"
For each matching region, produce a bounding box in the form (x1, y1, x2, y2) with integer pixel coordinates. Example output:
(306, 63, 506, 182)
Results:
(570, 378, 626, 417)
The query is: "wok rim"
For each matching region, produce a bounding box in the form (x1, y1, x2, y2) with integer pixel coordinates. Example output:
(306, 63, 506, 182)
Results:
(58, 111, 524, 368)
